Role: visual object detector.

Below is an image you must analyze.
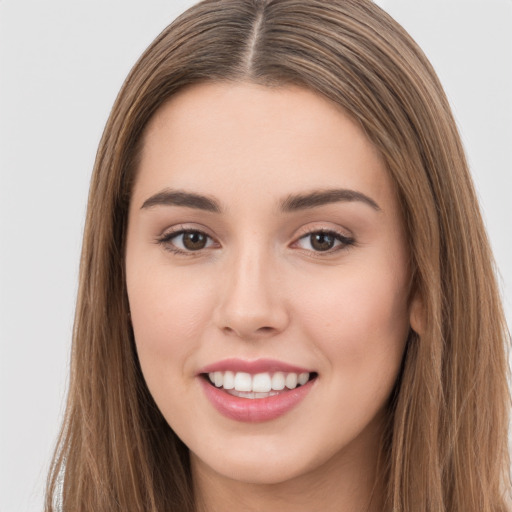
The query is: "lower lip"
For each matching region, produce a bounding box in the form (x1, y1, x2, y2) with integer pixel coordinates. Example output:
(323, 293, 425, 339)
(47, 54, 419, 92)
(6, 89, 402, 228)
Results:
(199, 377, 315, 422)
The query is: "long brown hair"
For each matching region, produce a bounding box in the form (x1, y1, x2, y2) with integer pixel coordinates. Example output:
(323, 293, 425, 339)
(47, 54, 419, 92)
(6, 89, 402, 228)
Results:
(45, 1, 511, 510)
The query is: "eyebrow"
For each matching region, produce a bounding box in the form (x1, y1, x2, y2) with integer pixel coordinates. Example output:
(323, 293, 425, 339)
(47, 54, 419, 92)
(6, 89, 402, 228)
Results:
(140, 187, 380, 213)
(281, 189, 381, 212)
(141, 189, 221, 212)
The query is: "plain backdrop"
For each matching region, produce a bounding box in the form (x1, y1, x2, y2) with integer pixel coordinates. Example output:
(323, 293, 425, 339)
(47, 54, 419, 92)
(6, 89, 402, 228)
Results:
(1, 1, 511, 510)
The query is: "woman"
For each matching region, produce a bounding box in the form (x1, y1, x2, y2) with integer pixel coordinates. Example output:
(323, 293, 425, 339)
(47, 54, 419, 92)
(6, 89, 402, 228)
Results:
(45, 0, 511, 510)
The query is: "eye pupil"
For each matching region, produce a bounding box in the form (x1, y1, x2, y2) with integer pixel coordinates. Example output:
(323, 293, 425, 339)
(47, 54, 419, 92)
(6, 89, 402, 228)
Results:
(311, 232, 335, 251)
(183, 231, 207, 250)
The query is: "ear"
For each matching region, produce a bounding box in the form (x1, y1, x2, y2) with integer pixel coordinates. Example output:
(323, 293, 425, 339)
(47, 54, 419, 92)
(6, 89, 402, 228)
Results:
(409, 291, 425, 336)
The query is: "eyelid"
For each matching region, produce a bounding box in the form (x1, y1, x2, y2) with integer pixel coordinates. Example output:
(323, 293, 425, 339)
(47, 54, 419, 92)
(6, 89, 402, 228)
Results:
(293, 222, 353, 239)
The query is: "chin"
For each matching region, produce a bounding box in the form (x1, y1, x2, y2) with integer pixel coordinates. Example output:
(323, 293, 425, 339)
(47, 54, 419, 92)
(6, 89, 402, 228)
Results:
(192, 450, 314, 486)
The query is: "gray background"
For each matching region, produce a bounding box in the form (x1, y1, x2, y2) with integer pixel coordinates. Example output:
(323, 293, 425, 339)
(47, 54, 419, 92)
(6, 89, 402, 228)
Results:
(1, 1, 511, 510)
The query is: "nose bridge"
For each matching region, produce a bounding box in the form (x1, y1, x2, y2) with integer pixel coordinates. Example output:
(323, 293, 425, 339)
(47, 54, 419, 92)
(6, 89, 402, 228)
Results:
(215, 237, 288, 339)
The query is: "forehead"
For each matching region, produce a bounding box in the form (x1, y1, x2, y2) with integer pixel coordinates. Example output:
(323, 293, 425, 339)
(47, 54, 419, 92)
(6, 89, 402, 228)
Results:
(133, 81, 395, 214)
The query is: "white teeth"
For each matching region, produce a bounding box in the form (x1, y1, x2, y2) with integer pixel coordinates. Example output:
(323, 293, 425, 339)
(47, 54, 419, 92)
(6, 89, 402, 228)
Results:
(252, 373, 272, 393)
(223, 370, 235, 390)
(207, 370, 312, 393)
(271, 372, 285, 390)
(214, 371, 223, 388)
(298, 372, 309, 386)
(234, 372, 252, 392)
(285, 373, 298, 389)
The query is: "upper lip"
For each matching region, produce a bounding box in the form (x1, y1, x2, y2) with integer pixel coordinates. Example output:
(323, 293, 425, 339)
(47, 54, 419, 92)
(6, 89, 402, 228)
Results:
(198, 358, 313, 375)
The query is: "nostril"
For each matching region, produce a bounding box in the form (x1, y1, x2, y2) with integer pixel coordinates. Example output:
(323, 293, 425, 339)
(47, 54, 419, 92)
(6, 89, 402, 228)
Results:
(221, 324, 278, 340)
(257, 326, 275, 333)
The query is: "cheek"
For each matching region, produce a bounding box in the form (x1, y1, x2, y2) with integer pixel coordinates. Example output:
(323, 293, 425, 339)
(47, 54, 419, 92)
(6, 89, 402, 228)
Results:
(294, 264, 410, 380)
(289, 267, 410, 447)
(126, 262, 216, 377)
(126, 263, 222, 431)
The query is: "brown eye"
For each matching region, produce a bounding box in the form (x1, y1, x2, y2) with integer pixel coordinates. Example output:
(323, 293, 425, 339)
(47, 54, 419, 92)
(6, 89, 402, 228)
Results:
(310, 232, 336, 251)
(158, 229, 215, 253)
(295, 230, 354, 253)
(181, 231, 208, 250)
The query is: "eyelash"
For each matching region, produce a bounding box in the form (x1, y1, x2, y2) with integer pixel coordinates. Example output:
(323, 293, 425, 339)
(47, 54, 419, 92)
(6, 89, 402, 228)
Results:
(293, 229, 355, 254)
(156, 228, 217, 256)
(156, 227, 355, 256)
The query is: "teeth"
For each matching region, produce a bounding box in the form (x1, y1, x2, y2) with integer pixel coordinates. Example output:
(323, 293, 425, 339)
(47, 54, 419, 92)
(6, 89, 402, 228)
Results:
(271, 372, 285, 390)
(285, 373, 297, 389)
(252, 373, 272, 392)
(207, 371, 311, 392)
(234, 372, 252, 392)
(298, 372, 309, 386)
(223, 370, 235, 390)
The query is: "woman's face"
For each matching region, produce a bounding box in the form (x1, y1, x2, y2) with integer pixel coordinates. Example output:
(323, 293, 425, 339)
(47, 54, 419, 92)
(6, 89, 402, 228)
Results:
(126, 82, 417, 486)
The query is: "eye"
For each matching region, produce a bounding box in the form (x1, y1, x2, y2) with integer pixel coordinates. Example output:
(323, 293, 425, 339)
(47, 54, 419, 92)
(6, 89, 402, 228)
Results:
(295, 230, 354, 252)
(158, 229, 216, 253)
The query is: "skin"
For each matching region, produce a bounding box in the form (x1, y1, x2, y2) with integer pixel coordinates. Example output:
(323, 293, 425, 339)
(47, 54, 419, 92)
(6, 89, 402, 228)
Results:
(125, 82, 421, 512)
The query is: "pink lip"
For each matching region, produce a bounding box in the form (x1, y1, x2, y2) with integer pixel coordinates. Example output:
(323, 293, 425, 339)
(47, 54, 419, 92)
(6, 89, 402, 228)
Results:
(198, 358, 312, 375)
(197, 358, 316, 423)
(199, 378, 315, 422)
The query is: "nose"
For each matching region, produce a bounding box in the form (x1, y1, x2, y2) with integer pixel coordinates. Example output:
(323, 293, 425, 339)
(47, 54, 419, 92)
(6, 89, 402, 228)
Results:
(213, 247, 290, 341)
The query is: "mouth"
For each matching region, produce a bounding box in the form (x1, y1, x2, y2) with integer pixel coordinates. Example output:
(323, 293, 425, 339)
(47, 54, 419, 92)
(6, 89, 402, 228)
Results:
(198, 360, 318, 422)
(202, 370, 318, 399)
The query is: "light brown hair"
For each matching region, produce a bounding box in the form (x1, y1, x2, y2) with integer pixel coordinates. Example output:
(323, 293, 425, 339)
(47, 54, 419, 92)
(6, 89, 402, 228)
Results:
(45, 0, 511, 510)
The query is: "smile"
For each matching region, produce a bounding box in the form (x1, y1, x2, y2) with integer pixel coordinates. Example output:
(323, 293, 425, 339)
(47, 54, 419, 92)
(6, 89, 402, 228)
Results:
(206, 371, 313, 398)
(198, 359, 318, 422)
